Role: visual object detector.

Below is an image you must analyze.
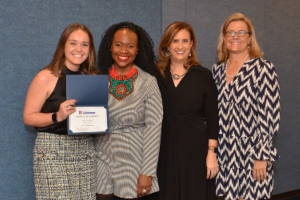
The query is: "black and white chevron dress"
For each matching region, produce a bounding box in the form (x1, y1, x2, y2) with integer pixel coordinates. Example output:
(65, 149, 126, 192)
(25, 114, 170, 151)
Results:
(212, 58, 280, 200)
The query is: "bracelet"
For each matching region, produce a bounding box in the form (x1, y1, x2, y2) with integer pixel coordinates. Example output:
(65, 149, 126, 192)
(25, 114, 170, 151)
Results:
(52, 112, 58, 123)
(208, 146, 218, 153)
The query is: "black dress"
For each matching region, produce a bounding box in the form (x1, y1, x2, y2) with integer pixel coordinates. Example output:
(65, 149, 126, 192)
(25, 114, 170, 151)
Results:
(155, 65, 219, 200)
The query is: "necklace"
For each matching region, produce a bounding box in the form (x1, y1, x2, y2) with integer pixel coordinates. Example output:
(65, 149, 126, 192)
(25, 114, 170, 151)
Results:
(170, 69, 187, 80)
(109, 65, 138, 100)
(225, 54, 249, 78)
(171, 72, 187, 80)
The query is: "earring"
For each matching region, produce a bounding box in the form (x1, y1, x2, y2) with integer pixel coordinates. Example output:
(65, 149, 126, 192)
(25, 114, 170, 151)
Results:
(166, 51, 170, 57)
(248, 44, 250, 49)
(188, 51, 191, 57)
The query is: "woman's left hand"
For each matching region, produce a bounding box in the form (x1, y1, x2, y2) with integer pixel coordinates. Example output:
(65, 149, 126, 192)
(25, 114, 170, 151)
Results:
(206, 151, 219, 179)
(253, 160, 267, 182)
(136, 174, 152, 197)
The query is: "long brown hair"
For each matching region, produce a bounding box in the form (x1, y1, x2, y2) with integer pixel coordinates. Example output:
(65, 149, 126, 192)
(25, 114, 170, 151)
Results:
(217, 13, 263, 63)
(157, 21, 200, 77)
(44, 23, 97, 76)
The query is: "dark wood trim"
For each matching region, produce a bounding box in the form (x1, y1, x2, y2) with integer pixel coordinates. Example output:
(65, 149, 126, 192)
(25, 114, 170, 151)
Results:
(271, 189, 300, 200)
(216, 189, 300, 200)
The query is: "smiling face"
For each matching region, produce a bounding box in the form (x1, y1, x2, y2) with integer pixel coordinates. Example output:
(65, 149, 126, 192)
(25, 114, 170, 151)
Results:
(224, 20, 251, 55)
(64, 29, 90, 71)
(168, 29, 193, 64)
(111, 28, 138, 74)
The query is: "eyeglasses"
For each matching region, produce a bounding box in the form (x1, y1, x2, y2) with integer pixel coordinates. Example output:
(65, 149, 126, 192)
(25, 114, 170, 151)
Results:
(225, 30, 249, 37)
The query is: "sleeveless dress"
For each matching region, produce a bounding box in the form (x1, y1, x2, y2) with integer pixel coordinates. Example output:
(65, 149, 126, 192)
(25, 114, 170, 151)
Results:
(33, 67, 97, 200)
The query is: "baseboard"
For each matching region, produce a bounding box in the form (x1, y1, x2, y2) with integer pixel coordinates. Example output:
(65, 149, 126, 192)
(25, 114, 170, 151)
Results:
(271, 189, 300, 200)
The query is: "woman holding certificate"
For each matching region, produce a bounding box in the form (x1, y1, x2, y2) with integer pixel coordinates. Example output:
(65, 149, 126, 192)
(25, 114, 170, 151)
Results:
(95, 21, 163, 200)
(23, 24, 98, 200)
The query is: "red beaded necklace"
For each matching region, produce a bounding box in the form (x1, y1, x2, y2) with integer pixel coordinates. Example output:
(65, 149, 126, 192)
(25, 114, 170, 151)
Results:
(109, 66, 138, 100)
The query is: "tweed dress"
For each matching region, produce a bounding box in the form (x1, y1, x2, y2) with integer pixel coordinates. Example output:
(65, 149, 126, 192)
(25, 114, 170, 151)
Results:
(33, 133, 96, 200)
(212, 58, 280, 200)
(33, 68, 96, 200)
(94, 66, 163, 198)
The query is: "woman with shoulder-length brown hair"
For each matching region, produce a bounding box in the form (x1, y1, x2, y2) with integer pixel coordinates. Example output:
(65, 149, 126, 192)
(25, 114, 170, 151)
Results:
(23, 23, 98, 200)
(157, 21, 200, 77)
(212, 13, 280, 200)
(45, 24, 97, 76)
(151, 21, 219, 200)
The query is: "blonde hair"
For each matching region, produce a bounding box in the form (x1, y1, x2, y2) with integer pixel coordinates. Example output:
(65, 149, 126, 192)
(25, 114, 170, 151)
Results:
(157, 21, 200, 77)
(217, 13, 263, 63)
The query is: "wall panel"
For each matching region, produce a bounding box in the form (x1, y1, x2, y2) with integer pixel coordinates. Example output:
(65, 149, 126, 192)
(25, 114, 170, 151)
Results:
(162, 0, 300, 195)
(263, 0, 300, 194)
(0, 1, 161, 199)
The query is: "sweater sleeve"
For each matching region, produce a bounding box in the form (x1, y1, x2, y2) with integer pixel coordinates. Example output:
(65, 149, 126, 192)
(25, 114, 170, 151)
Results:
(141, 76, 163, 176)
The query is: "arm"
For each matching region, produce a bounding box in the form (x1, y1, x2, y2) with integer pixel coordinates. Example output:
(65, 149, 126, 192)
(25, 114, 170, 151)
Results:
(136, 76, 163, 196)
(204, 71, 220, 179)
(206, 139, 218, 179)
(23, 69, 76, 127)
(251, 60, 280, 180)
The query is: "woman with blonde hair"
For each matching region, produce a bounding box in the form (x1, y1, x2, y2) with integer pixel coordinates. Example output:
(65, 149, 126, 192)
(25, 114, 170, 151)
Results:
(212, 13, 280, 200)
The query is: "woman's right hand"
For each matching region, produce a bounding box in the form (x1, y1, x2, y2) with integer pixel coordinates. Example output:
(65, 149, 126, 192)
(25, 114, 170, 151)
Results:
(56, 99, 77, 122)
(23, 69, 78, 127)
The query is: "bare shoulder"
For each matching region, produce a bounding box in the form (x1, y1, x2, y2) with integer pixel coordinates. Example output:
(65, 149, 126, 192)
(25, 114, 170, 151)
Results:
(28, 69, 58, 98)
(33, 69, 57, 83)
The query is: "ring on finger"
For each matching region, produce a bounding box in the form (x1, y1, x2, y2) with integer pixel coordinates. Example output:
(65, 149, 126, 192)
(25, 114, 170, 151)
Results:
(142, 189, 147, 194)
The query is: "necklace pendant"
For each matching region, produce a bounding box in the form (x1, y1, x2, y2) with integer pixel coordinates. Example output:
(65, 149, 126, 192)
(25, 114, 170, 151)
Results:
(109, 66, 138, 100)
(172, 74, 181, 80)
(171, 71, 187, 80)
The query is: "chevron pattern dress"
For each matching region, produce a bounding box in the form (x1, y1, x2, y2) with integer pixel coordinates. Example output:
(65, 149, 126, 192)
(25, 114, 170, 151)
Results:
(212, 58, 280, 200)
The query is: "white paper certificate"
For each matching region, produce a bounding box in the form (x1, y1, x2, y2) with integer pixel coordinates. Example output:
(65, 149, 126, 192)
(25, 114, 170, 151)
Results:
(69, 106, 108, 133)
